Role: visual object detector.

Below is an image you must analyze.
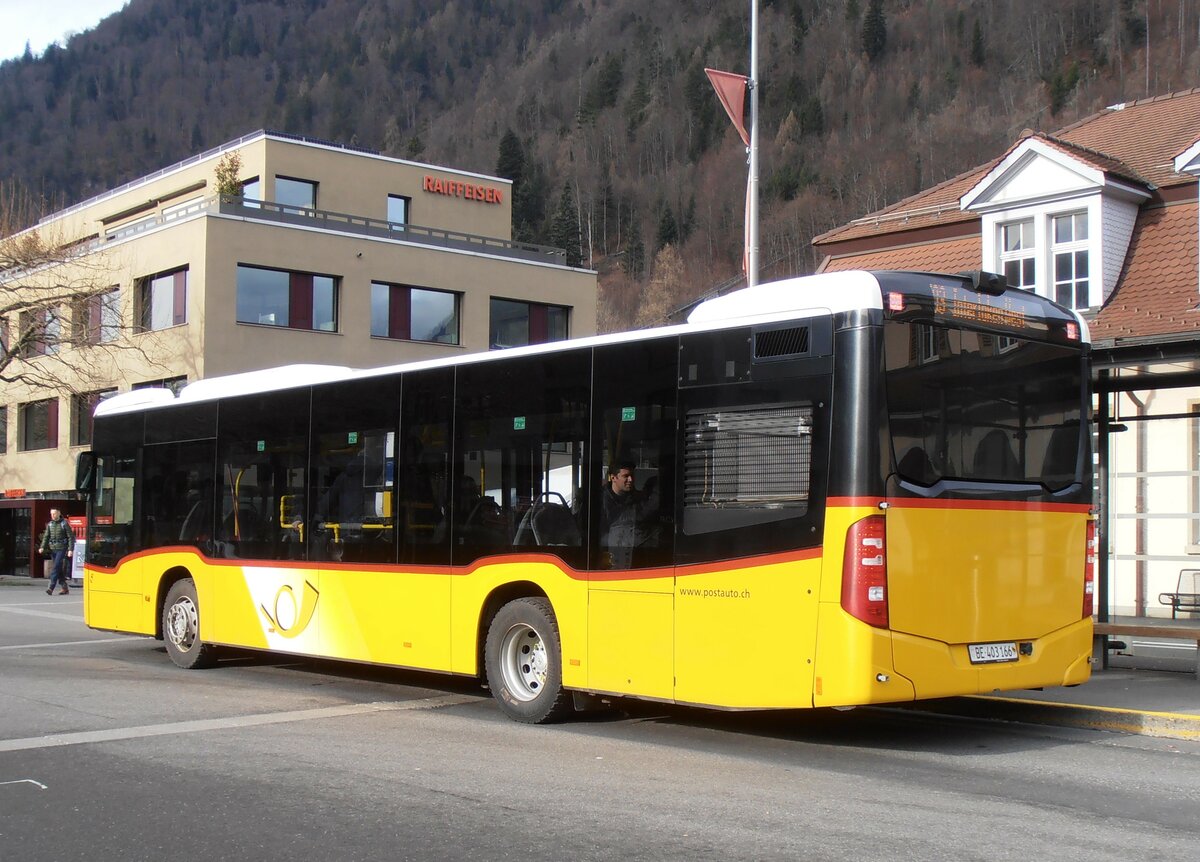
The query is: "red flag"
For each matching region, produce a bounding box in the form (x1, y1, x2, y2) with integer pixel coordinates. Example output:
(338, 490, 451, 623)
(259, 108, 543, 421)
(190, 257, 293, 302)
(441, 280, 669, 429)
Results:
(705, 68, 750, 147)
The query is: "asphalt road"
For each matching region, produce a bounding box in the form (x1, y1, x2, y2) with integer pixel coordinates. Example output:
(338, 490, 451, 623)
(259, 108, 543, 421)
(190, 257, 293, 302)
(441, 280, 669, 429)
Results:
(2, 585, 1199, 862)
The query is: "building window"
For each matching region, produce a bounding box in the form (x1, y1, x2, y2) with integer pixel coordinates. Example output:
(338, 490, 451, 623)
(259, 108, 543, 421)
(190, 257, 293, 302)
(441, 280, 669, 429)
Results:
(0, 406, 7, 455)
(371, 282, 459, 344)
(999, 219, 1036, 290)
(133, 376, 188, 396)
(18, 307, 61, 357)
(388, 194, 410, 229)
(75, 288, 121, 345)
(236, 265, 338, 332)
(1052, 212, 1090, 309)
(275, 176, 317, 213)
(71, 389, 116, 446)
(137, 268, 188, 331)
(18, 398, 57, 451)
(241, 177, 261, 208)
(489, 299, 569, 349)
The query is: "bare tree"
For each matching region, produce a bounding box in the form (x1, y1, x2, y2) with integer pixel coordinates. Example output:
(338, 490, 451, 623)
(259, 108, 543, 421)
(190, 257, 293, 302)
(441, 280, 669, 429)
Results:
(1, 181, 163, 395)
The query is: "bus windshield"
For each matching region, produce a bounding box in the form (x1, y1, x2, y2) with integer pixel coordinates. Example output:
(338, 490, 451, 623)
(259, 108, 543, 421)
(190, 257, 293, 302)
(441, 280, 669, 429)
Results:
(883, 321, 1085, 491)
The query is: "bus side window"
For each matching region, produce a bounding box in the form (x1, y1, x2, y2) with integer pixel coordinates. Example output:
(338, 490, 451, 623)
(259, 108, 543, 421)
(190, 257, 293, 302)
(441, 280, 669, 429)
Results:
(398, 368, 453, 567)
(311, 377, 401, 565)
(590, 339, 678, 571)
(453, 352, 590, 568)
(217, 389, 310, 561)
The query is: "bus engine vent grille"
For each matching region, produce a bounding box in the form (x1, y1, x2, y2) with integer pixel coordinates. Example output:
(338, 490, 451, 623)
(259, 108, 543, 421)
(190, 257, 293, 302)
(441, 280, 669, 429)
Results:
(754, 326, 809, 360)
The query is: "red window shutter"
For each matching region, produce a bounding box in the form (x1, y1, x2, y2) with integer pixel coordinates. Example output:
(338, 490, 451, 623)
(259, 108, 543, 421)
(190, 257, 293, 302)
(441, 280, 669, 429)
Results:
(389, 285, 410, 340)
(290, 273, 313, 329)
(88, 295, 102, 343)
(47, 399, 59, 447)
(528, 303, 548, 344)
(172, 271, 187, 326)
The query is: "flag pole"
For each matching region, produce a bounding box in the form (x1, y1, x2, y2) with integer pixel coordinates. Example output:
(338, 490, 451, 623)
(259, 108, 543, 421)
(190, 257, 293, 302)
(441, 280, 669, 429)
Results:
(747, 0, 759, 289)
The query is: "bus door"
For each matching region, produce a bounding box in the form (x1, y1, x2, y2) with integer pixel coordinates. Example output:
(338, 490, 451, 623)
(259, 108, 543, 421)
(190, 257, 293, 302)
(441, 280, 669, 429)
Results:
(214, 389, 317, 655)
(587, 341, 677, 701)
(673, 324, 831, 709)
(86, 450, 141, 632)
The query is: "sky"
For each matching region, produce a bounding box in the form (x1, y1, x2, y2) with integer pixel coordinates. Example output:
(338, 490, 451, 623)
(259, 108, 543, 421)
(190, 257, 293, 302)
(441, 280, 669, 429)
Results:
(0, 0, 130, 62)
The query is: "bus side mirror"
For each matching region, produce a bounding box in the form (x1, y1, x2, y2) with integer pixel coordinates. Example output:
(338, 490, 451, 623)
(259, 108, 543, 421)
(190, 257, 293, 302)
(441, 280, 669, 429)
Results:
(75, 451, 96, 494)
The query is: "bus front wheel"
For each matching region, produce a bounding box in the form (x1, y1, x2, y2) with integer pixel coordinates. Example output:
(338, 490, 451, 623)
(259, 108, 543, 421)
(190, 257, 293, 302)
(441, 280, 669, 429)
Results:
(485, 597, 573, 724)
(162, 578, 218, 670)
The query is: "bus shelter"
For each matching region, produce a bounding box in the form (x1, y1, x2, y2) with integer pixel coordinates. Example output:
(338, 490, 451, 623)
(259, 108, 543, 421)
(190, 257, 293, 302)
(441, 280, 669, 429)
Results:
(1093, 336, 1200, 676)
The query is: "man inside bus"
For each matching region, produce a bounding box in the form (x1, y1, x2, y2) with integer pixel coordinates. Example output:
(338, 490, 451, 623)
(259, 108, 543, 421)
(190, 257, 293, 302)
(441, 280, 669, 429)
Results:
(599, 461, 649, 569)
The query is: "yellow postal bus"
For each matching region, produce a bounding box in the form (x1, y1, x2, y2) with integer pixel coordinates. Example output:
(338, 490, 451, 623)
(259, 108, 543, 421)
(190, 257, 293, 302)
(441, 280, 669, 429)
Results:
(78, 270, 1094, 722)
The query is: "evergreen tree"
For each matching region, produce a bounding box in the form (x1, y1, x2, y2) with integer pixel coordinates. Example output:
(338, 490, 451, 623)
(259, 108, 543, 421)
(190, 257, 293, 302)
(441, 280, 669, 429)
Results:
(549, 183, 582, 267)
(496, 129, 525, 185)
(862, 0, 887, 61)
(969, 19, 986, 67)
(655, 205, 679, 251)
(623, 230, 646, 281)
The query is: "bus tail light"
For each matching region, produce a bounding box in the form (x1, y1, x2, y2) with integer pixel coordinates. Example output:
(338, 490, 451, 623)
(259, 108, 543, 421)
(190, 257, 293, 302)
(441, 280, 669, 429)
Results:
(1083, 519, 1096, 619)
(842, 515, 888, 628)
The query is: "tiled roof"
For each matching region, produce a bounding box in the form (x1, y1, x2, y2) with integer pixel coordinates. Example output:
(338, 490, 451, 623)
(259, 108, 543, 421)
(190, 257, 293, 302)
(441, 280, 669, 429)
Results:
(816, 89, 1200, 248)
(812, 163, 992, 245)
(1054, 89, 1200, 190)
(1029, 132, 1148, 186)
(1091, 201, 1200, 341)
(819, 235, 982, 274)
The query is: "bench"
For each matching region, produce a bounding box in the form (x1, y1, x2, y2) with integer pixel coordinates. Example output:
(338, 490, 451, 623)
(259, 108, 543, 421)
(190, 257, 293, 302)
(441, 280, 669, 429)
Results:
(1094, 621, 1200, 681)
(1158, 569, 1200, 619)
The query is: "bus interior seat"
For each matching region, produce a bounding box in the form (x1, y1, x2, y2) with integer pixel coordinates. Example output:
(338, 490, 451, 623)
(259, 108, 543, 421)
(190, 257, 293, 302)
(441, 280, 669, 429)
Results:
(973, 429, 1019, 478)
(514, 501, 581, 547)
(1043, 424, 1079, 478)
(178, 498, 212, 542)
(896, 446, 936, 484)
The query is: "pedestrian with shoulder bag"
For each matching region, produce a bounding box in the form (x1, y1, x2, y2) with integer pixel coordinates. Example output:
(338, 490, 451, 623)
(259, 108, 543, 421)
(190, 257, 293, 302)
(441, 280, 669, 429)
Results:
(38, 508, 74, 596)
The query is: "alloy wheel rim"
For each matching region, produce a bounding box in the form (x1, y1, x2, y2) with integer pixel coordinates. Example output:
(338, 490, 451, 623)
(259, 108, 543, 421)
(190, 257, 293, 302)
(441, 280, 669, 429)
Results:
(166, 596, 198, 652)
(499, 623, 548, 702)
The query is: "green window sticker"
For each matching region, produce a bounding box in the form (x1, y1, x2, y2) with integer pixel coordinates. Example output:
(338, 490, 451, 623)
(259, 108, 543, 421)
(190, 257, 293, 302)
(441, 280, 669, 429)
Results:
(621, 406, 637, 422)
(348, 432, 359, 445)
(513, 416, 526, 431)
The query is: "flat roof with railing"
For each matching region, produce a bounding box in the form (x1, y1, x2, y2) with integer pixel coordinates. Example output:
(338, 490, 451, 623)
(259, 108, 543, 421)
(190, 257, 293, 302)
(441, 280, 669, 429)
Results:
(41, 129, 511, 226)
(102, 194, 570, 266)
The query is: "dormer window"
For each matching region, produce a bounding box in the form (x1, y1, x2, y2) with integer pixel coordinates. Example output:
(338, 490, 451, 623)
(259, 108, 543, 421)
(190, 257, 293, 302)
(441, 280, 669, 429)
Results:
(1052, 212, 1089, 309)
(964, 135, 1149, 314)
(999, 219, 1036, 290)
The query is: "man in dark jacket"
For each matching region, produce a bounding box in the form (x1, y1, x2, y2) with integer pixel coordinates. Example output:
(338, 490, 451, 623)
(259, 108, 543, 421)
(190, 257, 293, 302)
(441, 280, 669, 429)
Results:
(39, 509, 74, 596)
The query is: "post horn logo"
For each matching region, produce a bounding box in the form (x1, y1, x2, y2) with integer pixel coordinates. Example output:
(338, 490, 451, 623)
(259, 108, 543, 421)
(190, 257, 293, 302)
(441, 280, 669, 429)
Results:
(259, 581, 319, 639)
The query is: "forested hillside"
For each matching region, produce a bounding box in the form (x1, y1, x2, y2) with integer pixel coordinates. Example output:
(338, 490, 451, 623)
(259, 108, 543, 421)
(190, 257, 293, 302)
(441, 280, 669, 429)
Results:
(1, 0, 1197, 328)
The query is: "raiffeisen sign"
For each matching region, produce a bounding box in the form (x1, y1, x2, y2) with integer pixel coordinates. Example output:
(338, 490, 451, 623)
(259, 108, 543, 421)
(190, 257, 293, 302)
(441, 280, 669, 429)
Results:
(422, 175, 505, 204)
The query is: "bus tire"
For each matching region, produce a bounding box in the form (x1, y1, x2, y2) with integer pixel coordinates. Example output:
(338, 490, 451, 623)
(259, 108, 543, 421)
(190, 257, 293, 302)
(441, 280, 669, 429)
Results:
(485, 597, 573, 724)
(162, 578, 218, 670)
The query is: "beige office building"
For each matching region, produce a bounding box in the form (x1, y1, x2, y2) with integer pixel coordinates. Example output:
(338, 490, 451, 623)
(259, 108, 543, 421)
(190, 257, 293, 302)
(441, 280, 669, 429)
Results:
(0, 130, 596, 575)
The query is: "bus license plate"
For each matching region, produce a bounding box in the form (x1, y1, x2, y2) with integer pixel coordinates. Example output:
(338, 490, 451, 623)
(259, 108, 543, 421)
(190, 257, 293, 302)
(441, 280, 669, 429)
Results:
(968, 642, 1019, 664)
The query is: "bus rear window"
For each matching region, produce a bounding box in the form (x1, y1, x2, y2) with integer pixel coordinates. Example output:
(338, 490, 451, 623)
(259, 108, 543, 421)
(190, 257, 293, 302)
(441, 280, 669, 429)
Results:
(883, 322, 1085, 491)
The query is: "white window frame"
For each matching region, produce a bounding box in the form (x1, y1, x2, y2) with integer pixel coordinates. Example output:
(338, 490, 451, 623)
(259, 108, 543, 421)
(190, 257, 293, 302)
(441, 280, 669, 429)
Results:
(983, 199, 1101, 309)
(1051, 210, 1091, 310)
(998, 218, 1036, 291)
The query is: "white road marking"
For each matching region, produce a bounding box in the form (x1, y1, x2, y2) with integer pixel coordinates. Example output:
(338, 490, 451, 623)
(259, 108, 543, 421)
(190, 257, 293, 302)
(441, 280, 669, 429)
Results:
(0, 695, 478, 753)
(0, 637, 135, 651)
(0, 779, 48, 790)
(0, 606, 83, 622)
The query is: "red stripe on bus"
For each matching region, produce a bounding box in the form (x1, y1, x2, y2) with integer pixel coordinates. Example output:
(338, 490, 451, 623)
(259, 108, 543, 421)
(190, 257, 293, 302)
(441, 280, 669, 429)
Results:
(83, 545, 824, 580)
(828, 496, 1090, 514)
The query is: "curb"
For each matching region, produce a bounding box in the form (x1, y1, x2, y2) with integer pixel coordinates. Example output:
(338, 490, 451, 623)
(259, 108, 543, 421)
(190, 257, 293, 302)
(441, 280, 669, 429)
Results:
(906, 694, 1200, 742)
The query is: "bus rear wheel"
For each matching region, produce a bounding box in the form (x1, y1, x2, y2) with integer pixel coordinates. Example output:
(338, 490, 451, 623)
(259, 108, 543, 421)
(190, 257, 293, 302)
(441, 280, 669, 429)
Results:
(162, 578, 218, 669)
(485, 597, 573, 724)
